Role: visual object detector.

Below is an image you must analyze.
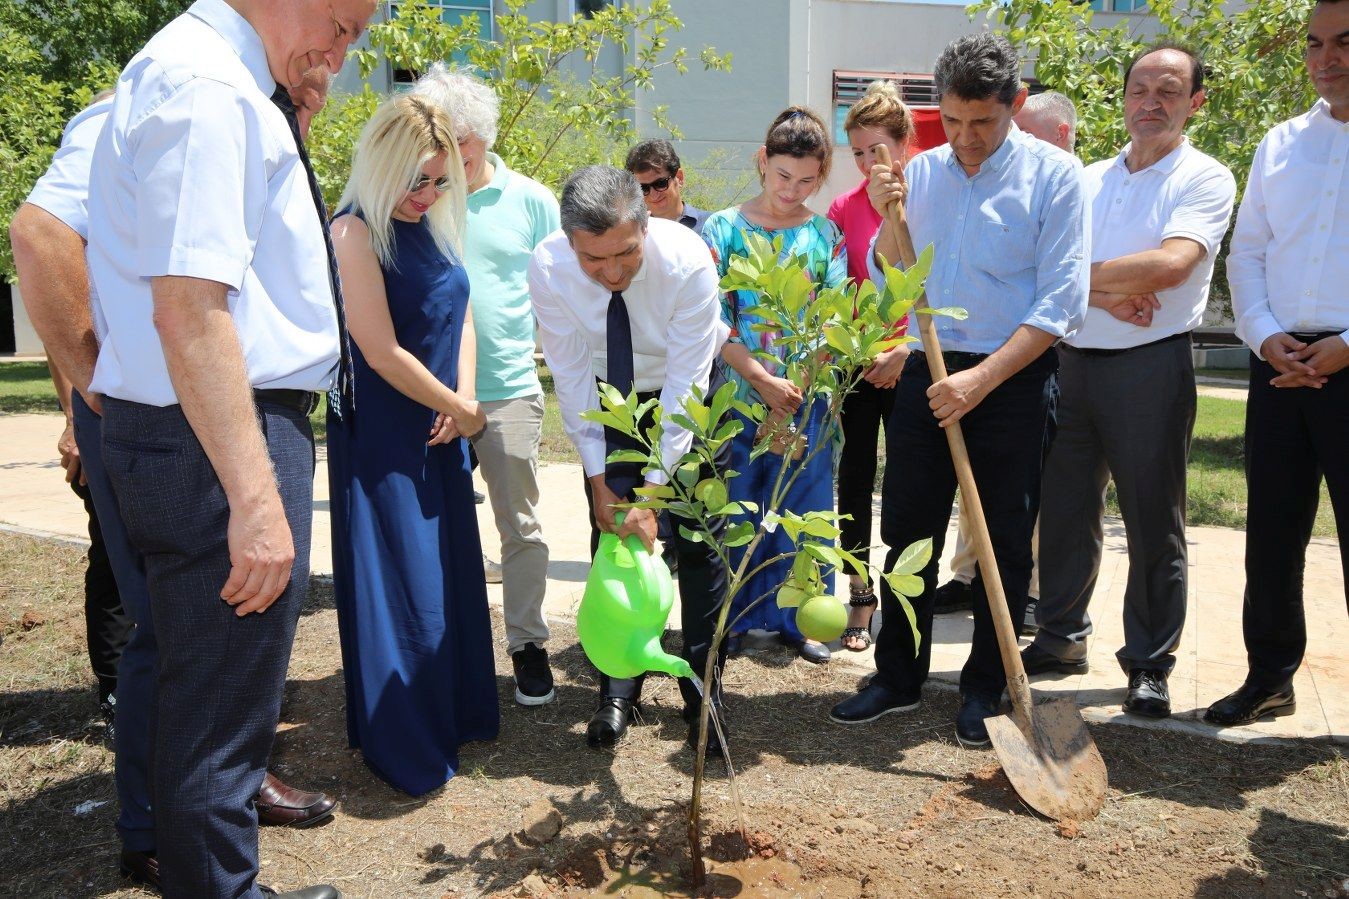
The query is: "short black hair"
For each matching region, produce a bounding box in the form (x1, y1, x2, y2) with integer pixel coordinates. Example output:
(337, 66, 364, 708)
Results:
(933, 33, 1022, 106)
(625, 139, 681, 178)
(1123, 42, 1205, 96)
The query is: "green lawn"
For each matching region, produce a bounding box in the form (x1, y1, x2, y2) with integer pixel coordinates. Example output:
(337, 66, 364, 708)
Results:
(0, 361, 1335, 537)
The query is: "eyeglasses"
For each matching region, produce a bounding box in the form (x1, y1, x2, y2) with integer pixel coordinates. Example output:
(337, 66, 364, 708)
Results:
(638, 176, 673, 195)
(409, 174, 454, 193)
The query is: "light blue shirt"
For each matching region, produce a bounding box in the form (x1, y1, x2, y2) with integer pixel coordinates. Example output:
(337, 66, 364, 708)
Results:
(868, 125, 1089, 354)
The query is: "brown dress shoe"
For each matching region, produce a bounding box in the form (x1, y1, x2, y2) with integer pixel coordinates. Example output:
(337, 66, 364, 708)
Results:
(256, 771, 337, 828)
(120, 849, 160, 891)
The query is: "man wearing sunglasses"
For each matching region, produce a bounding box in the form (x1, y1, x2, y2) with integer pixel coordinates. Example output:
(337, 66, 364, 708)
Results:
(626, 139, 709, 236)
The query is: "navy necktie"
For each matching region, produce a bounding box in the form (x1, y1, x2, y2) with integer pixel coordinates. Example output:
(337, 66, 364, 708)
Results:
(604, 290, 641, 498)
(271, 86, 354, 418)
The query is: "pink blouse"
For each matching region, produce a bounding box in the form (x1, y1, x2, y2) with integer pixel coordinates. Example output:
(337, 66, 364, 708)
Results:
(826, 179, 883, 287)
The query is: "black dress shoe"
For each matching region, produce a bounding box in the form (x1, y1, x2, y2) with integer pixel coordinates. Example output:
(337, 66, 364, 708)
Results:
(1204, 681, 1296, 726)
(932, 578, 974, 614)
(685, 708, 729, 759)
(1020, 642, 1088, 676)
(120, 849, 160, 891)
(955, 693, 999, 749)
(586, 697, 637, 747)
(829, 682, 920, 725)
(1124, 668, 1170, 718)
(260, 886, 341, 899)
(794, 638, 831, 665)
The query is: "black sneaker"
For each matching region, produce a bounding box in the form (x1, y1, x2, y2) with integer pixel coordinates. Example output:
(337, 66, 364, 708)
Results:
(932, 579, 974, 614)
(511, 643, 556, 706)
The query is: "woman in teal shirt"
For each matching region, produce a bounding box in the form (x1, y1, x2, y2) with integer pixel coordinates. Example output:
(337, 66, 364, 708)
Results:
(703, 106, 848, 664)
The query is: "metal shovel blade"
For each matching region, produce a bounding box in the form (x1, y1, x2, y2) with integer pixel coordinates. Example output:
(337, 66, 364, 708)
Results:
(985, 696, 1108, 822)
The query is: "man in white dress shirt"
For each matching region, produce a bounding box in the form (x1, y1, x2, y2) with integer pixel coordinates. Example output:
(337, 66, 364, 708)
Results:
(81, 1, 375, 896)
(12, 67, 340, 891)
(527, 166, 731, 752)
(1023, 45, 1236, 721)
(1206, 0, 1349, 727)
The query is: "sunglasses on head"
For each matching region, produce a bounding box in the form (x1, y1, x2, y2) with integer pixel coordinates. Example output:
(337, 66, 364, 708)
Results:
(639, 176, 673, 195)
(409, 173, 454, 193)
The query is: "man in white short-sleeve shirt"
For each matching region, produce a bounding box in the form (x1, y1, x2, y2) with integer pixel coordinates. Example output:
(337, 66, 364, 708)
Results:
(528, 166, 731, 754)
(13, 74, 341, 891)
(1204, 0, 1349, 729)
(81, 1, 375, 896)
(1026, 45, 1236, 721)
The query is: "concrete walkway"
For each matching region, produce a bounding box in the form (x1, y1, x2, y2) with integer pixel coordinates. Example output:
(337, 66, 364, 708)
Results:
(1, 410, 1343, 745)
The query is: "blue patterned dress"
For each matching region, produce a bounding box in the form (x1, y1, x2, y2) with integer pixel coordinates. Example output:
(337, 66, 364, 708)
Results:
(702, 208, 847, 640)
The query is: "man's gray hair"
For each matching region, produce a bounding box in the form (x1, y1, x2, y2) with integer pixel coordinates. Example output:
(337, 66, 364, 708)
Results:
(933, 32, 1023, 106)
(560, 166, 649, 237)
(411, 62, 500, 147)
(1023, 90, 1077, 135)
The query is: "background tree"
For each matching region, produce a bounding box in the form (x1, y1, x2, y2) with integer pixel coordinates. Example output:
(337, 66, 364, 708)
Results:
(968, 0, 1315, 318)
(309, 0, 731, 205)
(0, 0, 189, 281)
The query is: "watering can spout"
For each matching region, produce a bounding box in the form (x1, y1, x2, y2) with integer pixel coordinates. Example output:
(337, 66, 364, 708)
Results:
(642, 646, 696, 680)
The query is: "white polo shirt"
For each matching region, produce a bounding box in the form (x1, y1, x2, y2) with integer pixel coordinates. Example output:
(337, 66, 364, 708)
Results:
(86, 0, 339, 406)
(1070, 139, 1235, 349)
(527, 217, 729, 483)
(25, 98, 113, 240)
(1229, 100, 1349, 355)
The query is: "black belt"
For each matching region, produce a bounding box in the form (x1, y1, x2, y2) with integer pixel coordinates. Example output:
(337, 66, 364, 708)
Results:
(253, 388, 320, 415)
(907, 349, 989, 373)
(1063, 330, 1191, 358)
(1288, 330, 1343, 342)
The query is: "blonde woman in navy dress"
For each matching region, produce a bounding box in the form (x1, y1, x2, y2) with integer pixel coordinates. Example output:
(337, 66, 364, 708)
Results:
(328, 95, 499, 795)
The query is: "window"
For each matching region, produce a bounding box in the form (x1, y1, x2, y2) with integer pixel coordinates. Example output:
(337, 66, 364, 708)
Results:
(573, 0, 615, 17)
(1088, 0, 1150, 12)
(388, 0, 493, 82)
(832, 71, 939, 143)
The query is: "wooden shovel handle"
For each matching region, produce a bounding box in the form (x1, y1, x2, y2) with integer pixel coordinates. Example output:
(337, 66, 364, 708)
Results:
(873, 144, 1034, 720)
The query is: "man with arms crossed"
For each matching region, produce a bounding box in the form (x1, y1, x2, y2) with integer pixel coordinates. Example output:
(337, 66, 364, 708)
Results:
(1024, 45, 1236, 721)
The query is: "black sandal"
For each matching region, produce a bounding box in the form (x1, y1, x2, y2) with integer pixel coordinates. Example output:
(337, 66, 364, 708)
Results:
(843, 584, 878, 651)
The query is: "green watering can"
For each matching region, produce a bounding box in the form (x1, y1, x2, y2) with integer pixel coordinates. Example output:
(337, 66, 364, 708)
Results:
(577, 516, 695, 681)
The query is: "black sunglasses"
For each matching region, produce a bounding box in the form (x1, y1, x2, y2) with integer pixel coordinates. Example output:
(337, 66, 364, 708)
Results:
(639, 176, 673, 195)
(409, 174, 454, 193)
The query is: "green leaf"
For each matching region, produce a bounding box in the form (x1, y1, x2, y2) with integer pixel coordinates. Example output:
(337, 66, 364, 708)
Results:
(885, 572, 925, 598)
(890, 538, 933, 576)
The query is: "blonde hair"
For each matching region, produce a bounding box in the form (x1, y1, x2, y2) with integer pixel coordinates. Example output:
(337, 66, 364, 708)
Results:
(843, 80, 914, 147)
(337, 95, 466, 268)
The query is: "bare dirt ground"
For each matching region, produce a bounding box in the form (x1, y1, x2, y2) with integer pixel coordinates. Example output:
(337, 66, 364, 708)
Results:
(3, 531, 1347, 898)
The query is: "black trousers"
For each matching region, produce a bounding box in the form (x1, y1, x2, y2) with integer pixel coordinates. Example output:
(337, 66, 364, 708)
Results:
(837, 379, 896, 579)
(1242, 350, 1349, 692)
(873, 350, 1058, 700)
(102, 397, 315, 898)
(583, 379, 730, 712)
(70, 477, 133, 704)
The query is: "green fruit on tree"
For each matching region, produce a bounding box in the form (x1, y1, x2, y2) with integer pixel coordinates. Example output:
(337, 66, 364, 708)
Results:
(796, 594, 846, 643)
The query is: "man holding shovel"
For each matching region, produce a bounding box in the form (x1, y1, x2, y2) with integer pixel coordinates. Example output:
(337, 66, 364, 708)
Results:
(829, 33, 1089, 749)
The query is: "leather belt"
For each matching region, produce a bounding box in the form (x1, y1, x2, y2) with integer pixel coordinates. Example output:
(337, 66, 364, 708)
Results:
(908, 349, 989, 373)
(1063, 330, 1191, 358)
(1288, 330, 1343, 342)
(253, 388, 320, 415)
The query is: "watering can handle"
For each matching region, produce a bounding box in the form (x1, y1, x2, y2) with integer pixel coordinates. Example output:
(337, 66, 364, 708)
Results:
(611, 510, 658, 585)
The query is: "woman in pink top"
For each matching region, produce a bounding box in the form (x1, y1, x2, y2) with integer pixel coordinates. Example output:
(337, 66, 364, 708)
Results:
(826, 80, 915, 651)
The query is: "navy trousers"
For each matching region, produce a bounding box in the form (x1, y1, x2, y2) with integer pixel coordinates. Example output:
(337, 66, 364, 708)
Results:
(873, 350, 1057, 701)
(100, 397, 315, 899)
(71, 392, 157, 853)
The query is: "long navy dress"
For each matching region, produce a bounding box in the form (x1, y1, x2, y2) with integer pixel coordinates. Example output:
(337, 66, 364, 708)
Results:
(328, 212, 499, 796)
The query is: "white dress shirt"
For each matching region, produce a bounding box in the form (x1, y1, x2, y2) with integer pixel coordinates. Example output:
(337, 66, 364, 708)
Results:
(1229, 99, 1349, 355)
(1071, 139, 1236, 349)
(527, 217, 729, 484)
(25, 98, 113, 240)
(85, 0, 339, 406)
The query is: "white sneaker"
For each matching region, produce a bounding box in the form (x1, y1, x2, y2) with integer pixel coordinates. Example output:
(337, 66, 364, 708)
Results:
(484, 557, 503, 584)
